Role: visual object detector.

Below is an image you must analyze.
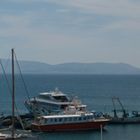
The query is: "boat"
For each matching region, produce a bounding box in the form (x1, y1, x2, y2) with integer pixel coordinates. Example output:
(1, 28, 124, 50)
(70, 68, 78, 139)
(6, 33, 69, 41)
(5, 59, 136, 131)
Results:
(0, 49, 33, 139)
(31, 104, 110, 132)
(106, 97, 140, 124)
(0, 127, 33, 139)
(0, 113, 34, 130)
(24, 88, 81, 115)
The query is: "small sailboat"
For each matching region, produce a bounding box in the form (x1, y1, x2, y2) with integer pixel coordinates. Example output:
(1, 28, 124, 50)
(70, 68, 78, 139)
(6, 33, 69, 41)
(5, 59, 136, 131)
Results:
(0, 49, 33, 139)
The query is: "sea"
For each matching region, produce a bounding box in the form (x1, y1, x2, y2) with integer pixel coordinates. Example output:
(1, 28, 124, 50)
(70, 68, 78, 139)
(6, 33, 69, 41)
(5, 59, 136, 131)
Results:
(0, 74, 140, 140)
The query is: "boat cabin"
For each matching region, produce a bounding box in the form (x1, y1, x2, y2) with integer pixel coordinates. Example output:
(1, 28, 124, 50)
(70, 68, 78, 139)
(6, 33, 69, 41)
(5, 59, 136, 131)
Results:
(35, 113, 94, 125)
(36, 91, 71, 103)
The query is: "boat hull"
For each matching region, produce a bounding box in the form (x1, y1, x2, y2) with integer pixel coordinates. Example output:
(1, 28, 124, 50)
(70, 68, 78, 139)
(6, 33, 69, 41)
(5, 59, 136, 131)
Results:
(32, 120, 108, 132)
(110, 116, 140, 124)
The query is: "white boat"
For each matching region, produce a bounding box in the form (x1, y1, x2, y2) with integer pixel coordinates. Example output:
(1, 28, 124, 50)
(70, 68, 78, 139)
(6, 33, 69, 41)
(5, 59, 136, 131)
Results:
(25, 88, 81, 115)
(28, 91, 110, 132)
(32, 105, 110, 132)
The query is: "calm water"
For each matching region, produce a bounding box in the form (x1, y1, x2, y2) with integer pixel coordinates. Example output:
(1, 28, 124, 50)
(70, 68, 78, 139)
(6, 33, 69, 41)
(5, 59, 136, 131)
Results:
(0, 74, 140, 140)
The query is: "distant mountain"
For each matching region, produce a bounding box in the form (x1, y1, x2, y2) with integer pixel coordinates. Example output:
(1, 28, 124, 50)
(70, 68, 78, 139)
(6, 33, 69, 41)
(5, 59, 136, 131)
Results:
(1, 59, 140, 74)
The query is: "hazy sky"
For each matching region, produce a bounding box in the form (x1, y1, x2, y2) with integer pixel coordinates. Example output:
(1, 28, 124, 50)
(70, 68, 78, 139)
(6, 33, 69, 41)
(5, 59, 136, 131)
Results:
(0, 0, 140, 67)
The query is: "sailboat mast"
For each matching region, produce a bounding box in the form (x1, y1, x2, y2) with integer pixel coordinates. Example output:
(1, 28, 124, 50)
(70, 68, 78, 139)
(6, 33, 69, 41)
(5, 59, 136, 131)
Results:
(12, 48, 15, 139)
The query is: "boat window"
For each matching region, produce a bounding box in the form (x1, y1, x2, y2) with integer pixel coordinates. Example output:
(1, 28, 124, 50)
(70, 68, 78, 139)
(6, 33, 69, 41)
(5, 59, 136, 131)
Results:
(50, 118, 53, 122)
(69, 117, 72, 121)
(59, 118, 62, 122)
(55, 118, 58, 122)
(38, 95, 51, 100)
(64, 118, 67, 122)
(73, 117, 77, 121)
(53, 96, 69, 102)
(83, 117, 87, 120)
(45, 119, 48, 123)
(61, 105, 68, 109)
(90, 116, 93, 119)
(78, 117, 82, 121)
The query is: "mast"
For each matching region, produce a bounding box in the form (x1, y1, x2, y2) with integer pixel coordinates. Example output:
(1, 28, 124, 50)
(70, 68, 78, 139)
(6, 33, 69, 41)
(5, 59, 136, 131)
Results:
(100, 125, 103, 140)
(11, 48, 15, 139)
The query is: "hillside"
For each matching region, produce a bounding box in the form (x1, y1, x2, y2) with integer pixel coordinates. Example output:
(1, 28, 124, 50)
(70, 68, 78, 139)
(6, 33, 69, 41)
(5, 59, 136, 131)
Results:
(1, 60, 140, 74)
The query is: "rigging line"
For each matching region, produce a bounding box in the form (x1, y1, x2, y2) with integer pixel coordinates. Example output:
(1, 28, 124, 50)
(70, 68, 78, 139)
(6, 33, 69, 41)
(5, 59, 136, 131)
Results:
(12, 50, 26, 130)
(0, 59, 25, 130)
(3, 52, 11, 72)
(14, 51, 30, 100)
(0, 59, 12, 94)
(13, 52, 40, 118)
